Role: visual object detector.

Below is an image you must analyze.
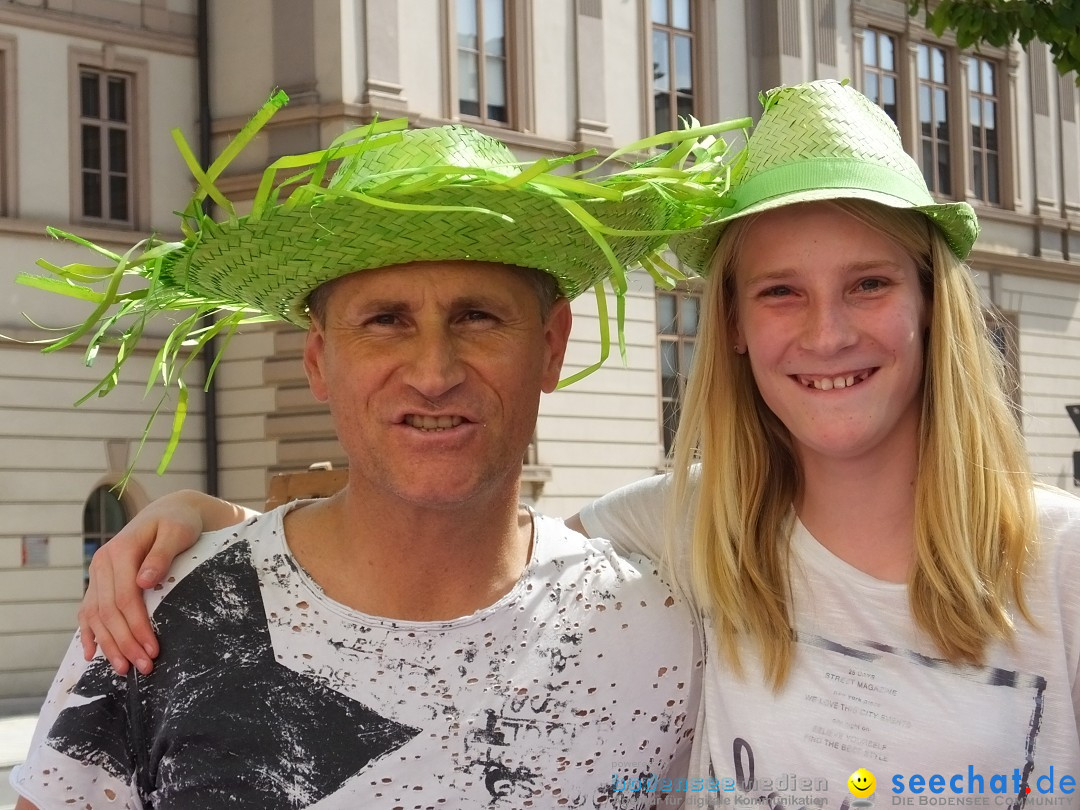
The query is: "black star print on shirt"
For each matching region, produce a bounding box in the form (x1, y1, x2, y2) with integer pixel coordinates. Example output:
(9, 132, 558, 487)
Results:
(46, 540, 420, 809)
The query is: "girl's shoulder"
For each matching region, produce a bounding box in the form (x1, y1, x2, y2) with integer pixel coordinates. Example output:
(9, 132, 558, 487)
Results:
(1034, 483, 1080, 531)
(1032, 483, 1080, 577)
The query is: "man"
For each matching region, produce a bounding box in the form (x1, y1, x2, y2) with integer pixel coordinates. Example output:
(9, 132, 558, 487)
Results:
(12, 94, 734, 808)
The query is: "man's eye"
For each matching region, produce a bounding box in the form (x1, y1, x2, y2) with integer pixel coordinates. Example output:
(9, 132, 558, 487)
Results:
(368, 313, 400, 326)
(462, 310, 494, 322)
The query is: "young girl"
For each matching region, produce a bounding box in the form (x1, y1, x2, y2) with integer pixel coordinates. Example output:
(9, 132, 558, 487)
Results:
(79, 81, 1080, 806)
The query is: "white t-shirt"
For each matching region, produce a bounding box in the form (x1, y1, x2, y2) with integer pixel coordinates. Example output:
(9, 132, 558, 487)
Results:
(582, 476, 1080, 809)
(13, 503, 703, 809)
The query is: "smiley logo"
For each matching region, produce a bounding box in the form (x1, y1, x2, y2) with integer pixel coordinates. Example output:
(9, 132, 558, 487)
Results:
(848, 768, 876, 798)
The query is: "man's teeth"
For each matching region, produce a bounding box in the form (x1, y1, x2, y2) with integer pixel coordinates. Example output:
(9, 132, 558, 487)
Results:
(405, 415, 464, 431)
(799, 372, 869, 390)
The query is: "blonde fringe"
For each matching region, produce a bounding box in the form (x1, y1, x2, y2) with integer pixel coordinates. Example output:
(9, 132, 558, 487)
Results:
(672, 200, 1036, 690)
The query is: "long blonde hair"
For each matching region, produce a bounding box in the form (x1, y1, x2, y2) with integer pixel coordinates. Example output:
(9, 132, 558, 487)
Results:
(672, 199, 1036, 689)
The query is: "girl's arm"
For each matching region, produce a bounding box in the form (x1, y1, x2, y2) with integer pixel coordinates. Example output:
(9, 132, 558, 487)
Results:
(79, 490, 257, 675)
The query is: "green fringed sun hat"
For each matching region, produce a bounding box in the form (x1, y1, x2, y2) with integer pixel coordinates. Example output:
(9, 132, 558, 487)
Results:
(672, 78, 979, 272)
(17, 89, 750, 477)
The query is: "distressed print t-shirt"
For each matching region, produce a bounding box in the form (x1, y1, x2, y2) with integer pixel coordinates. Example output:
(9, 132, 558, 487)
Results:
(13, 504, 702, 809)
(582, 476, 1080, 810)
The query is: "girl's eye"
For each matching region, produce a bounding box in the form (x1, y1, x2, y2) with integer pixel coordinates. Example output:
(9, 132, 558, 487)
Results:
(760, 285, 792, 298)
(855, 278, 886, 292)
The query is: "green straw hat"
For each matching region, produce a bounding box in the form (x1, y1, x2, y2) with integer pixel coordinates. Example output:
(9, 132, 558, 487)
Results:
(672, 79, 979, 271)
(17, 90, 749, 477)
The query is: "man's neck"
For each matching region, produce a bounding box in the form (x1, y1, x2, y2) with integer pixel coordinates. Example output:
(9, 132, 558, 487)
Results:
(281, 485, 534, 621)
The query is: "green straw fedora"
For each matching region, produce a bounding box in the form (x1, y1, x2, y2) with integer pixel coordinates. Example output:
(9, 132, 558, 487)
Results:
(17, 90, 749, 477)
(672, 79, 979, 271)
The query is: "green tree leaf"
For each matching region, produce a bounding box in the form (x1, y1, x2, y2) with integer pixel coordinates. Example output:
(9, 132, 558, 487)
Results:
(909, 0, 1080, 84)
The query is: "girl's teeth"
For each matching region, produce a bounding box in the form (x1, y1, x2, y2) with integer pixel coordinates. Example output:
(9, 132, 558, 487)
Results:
(806, 374, 861, 390)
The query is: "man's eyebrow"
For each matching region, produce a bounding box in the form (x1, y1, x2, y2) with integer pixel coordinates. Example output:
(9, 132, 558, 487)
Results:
(352, 299, 411, 313)
(451, 295, 505, 310)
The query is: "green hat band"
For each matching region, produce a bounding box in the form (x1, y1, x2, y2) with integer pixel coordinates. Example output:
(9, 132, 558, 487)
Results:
(729, 157, 935, 212)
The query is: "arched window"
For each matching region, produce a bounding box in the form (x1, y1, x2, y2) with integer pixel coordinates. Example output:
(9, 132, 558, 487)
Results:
(83, 485, 129, 589)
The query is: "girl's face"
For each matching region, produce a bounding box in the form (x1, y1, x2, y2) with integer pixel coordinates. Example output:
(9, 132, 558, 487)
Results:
(732, 202, 930, 468)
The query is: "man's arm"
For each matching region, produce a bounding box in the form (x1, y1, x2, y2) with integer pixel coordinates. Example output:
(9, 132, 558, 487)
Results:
(80, 489, 257, 674)
(15, 797, 40, 810)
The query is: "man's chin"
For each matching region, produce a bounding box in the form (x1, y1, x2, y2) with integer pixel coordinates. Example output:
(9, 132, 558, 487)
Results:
(382, 474, 517, 512)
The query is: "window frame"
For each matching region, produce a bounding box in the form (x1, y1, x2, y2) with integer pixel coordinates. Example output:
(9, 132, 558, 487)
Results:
(916, 41, 954, 198)
(968, 54, 1003, 206)
(446, 0, 532, 131)
(68, 47, 149, 229)
(649, 0, 697, 135)
(852, 6, 1016, 212)
(78, 68, 134, 224)
(860, 27, 901, 127)
(656, 284, 703, 459)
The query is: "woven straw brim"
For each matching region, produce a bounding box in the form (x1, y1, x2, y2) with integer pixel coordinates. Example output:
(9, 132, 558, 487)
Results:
(167, 182, 682, 326)
(15, 91, 752, 483)
(671, 187, 978, 273)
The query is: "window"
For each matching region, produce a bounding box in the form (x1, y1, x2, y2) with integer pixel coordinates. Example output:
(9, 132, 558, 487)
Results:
(83, 485, 130, 589)
(79, 68, 133, 224)
(861, 29, 899, 125)
(917, 43, 952, 197)
(969, 57, 1001, 206)
(457, 0, 508, 124)
(657, 288, 700, 456)
(651, 0, 695, 133)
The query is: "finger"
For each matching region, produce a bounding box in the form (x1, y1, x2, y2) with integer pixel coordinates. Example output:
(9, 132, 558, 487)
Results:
(77, 573, 101, 662)
(135, 504, 206, 588)
(88, 545, 151, 673)
(125, 519, 202, 658)
(99, 540, 159, 669)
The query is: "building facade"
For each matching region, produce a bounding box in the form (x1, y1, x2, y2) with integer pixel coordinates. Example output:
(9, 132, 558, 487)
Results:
(0, 0, 1077, 700)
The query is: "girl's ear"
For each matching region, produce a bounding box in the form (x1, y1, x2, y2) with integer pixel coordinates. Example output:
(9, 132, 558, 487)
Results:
(729, 312, 746, 354)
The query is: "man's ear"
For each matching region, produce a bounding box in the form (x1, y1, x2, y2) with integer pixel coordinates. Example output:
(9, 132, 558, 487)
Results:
(540, 297, 573, 394)
(304, 320, 330, 403)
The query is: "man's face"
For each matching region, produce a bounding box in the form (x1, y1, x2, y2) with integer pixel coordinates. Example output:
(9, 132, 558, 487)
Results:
(305, 260, 571, 511)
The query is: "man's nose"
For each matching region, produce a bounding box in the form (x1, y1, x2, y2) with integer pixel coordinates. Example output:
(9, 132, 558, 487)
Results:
(403, 329, 467, 398)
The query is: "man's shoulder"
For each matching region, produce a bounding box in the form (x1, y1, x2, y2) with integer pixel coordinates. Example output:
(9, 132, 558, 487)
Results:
(145, 507, 287, 612)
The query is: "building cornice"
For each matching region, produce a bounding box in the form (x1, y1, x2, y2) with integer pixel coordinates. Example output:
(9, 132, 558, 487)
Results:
(0, 5, 195, 56)
(970, 249, 1080, 284)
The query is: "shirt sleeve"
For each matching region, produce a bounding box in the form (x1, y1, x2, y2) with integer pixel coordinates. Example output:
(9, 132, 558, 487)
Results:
(11, 632, 143, 809)
(578, 471, 702, 593)
(578, 473, 671, 559)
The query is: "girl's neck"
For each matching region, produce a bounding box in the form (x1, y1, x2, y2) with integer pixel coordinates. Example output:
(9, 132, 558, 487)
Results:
(795, 445, 919, 583)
